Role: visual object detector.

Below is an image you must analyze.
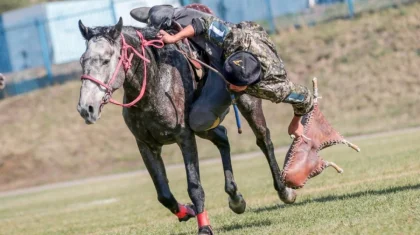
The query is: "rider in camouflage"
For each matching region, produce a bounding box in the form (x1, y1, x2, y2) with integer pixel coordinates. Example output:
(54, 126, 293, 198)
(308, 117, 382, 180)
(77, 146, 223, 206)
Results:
(131, 5, 235, 132)
(132, 5, 313, 136)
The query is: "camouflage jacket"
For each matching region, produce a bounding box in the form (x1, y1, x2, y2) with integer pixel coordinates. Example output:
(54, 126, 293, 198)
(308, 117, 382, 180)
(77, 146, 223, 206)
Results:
(191, 16, 313, 116)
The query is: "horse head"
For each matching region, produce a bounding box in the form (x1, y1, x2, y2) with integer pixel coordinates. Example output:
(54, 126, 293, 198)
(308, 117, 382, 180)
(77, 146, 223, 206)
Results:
(77, 18, 124, 124)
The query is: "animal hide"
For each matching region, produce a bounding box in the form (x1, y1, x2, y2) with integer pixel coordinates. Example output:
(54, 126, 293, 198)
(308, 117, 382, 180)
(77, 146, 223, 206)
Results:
(282, 78, 360, 189)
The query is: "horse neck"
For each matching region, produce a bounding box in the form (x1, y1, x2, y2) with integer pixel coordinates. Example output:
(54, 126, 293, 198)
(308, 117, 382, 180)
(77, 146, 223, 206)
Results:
(121, 28, 159, 102)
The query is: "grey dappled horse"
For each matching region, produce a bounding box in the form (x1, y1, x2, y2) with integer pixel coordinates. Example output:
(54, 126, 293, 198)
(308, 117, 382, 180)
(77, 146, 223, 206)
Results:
(77, 18, 295, 234)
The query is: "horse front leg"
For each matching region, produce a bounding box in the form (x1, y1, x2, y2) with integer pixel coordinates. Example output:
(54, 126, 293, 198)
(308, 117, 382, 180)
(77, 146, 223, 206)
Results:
(136, 140, 196, 222)
(196, 126, 246, 214)
(177, 131, 213, 235)
(236, 94, 297, 204)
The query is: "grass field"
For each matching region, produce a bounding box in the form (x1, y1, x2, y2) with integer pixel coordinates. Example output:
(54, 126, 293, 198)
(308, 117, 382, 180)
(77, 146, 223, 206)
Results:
(1, 129, 419, 235)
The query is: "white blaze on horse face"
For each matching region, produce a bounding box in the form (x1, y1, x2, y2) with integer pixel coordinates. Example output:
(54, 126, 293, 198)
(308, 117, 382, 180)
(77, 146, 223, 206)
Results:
(78, 38, 119, 123)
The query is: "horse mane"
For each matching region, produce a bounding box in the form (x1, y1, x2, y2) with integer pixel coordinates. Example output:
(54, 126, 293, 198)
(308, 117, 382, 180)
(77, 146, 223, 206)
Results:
(122, 26, 161, 43)
(87, 25, 161, 45)
(87, 25, 178, 71)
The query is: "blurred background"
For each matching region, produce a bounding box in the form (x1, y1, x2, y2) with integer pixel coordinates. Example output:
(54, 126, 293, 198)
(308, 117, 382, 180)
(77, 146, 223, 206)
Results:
(0, 0, 419, 192)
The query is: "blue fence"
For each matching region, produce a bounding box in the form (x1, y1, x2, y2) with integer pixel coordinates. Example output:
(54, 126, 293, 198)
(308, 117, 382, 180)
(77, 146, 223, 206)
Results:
(0, 0, 180, 98)
(0, 0, 415, 99)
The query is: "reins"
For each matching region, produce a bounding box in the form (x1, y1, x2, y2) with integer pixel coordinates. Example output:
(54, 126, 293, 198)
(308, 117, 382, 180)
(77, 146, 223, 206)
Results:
(81, 31, 164, 107)
(80, 29, 242, 133)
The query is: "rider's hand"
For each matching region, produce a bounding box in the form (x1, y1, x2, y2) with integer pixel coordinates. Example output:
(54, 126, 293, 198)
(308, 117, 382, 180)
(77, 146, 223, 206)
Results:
(288, 115, 303, 138)
(158, 30, 177, 44)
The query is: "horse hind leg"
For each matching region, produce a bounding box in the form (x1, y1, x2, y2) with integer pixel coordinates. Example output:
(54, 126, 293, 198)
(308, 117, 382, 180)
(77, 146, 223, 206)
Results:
(196, 126, 246, 214)
(136, 140, 196, 222)
(236, 94, 297, 204)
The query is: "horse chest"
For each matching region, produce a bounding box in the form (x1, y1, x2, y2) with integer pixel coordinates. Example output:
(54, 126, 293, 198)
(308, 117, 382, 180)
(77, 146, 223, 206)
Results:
(123, 106, 184, 144)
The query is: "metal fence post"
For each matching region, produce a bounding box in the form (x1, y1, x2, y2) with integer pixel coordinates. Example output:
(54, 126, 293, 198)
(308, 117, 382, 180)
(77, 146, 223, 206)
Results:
(110, 0, 118, 24)
(264, 0, 277, 33)
(0, 18, 12, 73)
(347, 0, 355, 18)
(218, 0, 227, 20)
(35, 19, 53, 84)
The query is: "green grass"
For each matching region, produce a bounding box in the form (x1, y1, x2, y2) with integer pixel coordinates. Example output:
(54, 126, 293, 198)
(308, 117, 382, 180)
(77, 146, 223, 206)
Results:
(0, 129, 419, 235)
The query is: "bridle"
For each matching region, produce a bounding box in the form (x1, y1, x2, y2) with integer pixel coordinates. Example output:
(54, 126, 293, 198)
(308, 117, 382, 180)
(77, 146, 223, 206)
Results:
(80, 28, 243, 134)
(81, 31, 164, 108)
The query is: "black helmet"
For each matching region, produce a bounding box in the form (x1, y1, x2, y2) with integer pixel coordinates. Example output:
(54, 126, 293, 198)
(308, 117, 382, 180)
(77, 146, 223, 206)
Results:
(223, 51, 262, 86)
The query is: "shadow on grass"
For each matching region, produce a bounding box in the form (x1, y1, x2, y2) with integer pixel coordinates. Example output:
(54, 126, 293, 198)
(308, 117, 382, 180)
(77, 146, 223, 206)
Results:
(170, 220, 272, 235)
(171, 231, 191, 235)
(217, 220, 272, 233)
(169, 184, 418, 234)
(251, 183, 420, 213)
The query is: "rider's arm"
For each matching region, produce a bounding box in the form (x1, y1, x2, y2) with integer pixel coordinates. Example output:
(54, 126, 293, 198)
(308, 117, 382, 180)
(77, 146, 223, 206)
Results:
(288, 115, 303, 137)
(159, 16, 215, 44)
(159, 25, 196, 44)
(285, 86, 314, 137)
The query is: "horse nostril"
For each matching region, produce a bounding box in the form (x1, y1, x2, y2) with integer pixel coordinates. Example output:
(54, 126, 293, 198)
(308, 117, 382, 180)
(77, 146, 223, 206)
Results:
(80, 109, 89, 119)
(88, 105, 94, 114)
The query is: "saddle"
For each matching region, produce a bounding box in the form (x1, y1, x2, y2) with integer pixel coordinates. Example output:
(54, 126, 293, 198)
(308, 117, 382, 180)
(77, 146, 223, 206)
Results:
(129, 3, 213, 81)
(282, 78, 361, 189)
(172, 22, 206, 81)
(172, 3, 216, 81)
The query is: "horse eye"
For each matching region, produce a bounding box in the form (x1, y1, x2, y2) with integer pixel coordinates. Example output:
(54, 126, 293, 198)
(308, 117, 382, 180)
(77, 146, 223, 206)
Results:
(103, 60, 110, 65)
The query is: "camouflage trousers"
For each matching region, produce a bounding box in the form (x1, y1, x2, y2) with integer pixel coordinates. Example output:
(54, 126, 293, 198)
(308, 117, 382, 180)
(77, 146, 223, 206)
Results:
(224, 22, 314, 116)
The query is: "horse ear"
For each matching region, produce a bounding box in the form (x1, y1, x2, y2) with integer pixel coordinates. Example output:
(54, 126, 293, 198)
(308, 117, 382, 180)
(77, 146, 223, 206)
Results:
(110, 17, 123, 40)
(78, 20, 92, 40)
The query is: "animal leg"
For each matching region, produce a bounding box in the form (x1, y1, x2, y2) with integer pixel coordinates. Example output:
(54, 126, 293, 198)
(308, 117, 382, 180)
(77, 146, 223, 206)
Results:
(196, 126, 246, 214)
(136, 140, 195, 222)
(237, 94, 297, 204)
(177, 131, 213, 235)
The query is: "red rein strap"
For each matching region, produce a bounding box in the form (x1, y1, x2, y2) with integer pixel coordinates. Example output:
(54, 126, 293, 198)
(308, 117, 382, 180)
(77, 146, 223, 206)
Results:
(81, 31, 164, 108)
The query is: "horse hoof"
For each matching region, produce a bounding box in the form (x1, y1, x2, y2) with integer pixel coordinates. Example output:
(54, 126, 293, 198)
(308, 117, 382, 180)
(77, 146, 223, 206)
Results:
(178, 204, 196, 222)
(198, 225, 214, 235)
(228, 193, 246, 214)
(278, 187, 297, 204)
